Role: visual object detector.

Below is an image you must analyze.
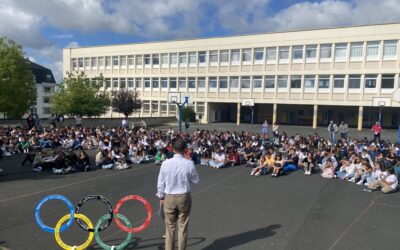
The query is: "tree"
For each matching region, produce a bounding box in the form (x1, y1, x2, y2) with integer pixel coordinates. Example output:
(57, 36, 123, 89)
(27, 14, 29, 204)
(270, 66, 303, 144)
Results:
(181, 106, 196, 122)
(51, 72, 110, 117)
(0, 37, 36, 118)
(111, 89, 142, 118)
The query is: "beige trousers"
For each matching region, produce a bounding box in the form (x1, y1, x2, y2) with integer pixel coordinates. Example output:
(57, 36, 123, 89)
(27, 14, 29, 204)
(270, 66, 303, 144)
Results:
(164, 193, 192, 250)
(368, 180, 394, 193)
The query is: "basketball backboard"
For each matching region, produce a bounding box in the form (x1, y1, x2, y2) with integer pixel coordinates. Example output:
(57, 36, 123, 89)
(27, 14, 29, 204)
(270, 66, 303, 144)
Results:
(168, 92, 194, 105)
(241, 99, 255, 106)
(372, 97, 391, 107)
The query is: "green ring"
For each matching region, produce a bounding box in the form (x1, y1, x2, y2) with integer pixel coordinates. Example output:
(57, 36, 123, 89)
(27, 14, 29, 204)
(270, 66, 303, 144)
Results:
(94, 214, 132, 250)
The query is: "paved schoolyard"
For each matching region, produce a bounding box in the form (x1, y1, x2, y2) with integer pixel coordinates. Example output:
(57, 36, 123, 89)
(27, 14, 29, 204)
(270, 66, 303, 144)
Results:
(0, 152, 399, 250)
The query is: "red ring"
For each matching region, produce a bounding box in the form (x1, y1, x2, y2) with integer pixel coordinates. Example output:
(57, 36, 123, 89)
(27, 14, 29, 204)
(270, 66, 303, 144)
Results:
(113, 195, 152, 233)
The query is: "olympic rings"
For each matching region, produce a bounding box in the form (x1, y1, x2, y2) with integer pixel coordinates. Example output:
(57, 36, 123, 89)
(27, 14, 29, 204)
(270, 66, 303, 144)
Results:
(35, 194, 75, 233)
(114, 195, 152, 233)
(95, 214, 132, 250)
(75, 195, 113, 232)
(55, 213, 94, 250)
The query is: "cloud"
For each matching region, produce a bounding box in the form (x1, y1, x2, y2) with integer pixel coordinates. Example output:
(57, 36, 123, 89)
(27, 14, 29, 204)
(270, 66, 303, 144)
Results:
(51, 33, 74, 39)
(65, 41, 79, 49)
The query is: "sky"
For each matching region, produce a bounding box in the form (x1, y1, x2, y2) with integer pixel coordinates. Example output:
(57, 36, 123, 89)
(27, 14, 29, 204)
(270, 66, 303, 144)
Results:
(0, 0, 400, 83)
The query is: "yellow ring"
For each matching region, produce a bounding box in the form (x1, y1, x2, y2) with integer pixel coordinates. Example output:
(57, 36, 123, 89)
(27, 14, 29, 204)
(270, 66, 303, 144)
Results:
(54, 213, 94, 250)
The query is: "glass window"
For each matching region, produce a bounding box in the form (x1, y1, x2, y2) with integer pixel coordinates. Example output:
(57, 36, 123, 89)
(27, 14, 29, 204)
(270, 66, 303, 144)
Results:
(197, 102, 205, 113)
(113, 78, 119, 88)
(170, 53, 177, 65)
(161, 54, 168, 65)
(160, 101, 168, 112)
(152, 78, 159, 88)
(242, 49, 252, 62)
(99, 57, 104, 67)
(169, 103, 176, 113)
(320, 44, 332, 59)
(306, 45, 317, 59)
(267, 48, 277, 62)
(382, 75, 395, 89)
(334, 75, 345, 88)
(128, 78, 134, 88)
(120, 78, 126, 88)
(84, 58, 90, 67)
(128, 55, 134, 66)
(198, 51, 206, 63)
(349, 75, 361, 89)
(254, 48, 264, 62)
(170, 78, 177, 89)
(179, 78, 186, 88)
(136, 55, 143, 66)
(220, 50, 229, 63)
(335, 43, 347, 59)
(253, 76, 262, 88)
(367, 41, 379, 59)
(144, 54, 151, 65)
(290, 75, 302, 88)
(209, 77, 217, 88)
(279, 47, 289, 60)
(350, 42, 363, 58)
(72, 58, 77, 68)
(161, 78, 168, 88)
(152, 54, 159, 65)
(231, 50, 240, 64)
(143, 101, 150, 112)
(241, 77, 250, 89)
(151, 101, 158, 113)
(318, 76, 330, 88)
(105, 78, 111, 88)
(365, 75, 377, 88)
(230, 77, 239, 88)
(189, 52, 196, 65)
(292, 46, 303, 60)
(278, 76, 288, 88)
(188, 78, 196, 89)
(383, 40, 397, 58)
(120, 56, 126, 66)
(198, 78, 205, 88)
(144, 78, 150, 88)
(112, 56, 119, 66)
(91, 57, 97, 67)
(219, 77, 228, 89)
(210, 51, 218, 63)
(304, 75, 315, 88)
(179, 53, 187, 64)
(105, 57, 111, 67)
(135, 78, 142, 88)
(78, 58, 84, 67)
(264, 76, 275, 89)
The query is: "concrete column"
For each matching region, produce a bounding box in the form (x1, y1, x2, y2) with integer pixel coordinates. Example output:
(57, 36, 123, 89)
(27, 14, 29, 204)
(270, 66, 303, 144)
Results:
(204, 102, 209, 124)
(236, 102, 241, 126)
(272, 103, 277, 124)
(358, 106, 363, 131)
(313, 104, 318, 129)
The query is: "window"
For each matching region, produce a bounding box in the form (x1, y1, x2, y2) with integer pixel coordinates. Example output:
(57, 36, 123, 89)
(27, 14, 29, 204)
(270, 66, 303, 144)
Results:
(306, 45, 317, 61)
(105, 57, 111, 67)
(120, 56, 127, 66)
(318, 75, 330, 89)
(220, 50, 229, 64)
(230, 77, 239, 89)
(161, 78, 168, 89)
(78, 58, 84, 67)
(43, 86, 52, 93)
(160, 101, 168, 113)
(198, 51, 206, 64)
(170, 53, 177, 65)
(350, 42, 363, 60)
(98, 57, 104, 67)
(143, 101, 150, 112)
(169, 103, 176, 113)
(128, 55, 134, 66)
(349, 75, 361, 89)
(266, 48, 276, 63)
(209, 77, 217, 89)
(128, 78, 134, 88)
(136, 55, 143, 66)
(304, 75, 315, 89)
(43, 96, 50, 104)
(179, 78, 186, 89)
(197, 102, 205, 113)
(335, 43, 347, 61)
(152, 78, 159, 88)
(278, 76, 288, 88)
(161, 53, 168, 66)
(210, 51, 218, 64)
(72, 58, 77, 68)
(241, 77, 250, 89)
(383, 40, 397, 59)
(43, 107, 51, 115)
(264, 76, 275, 89)
(120, 78, 126, 88)
(188, 78, 196, 89)
(253, 76, 262, 89)
(112, 56, 119, 66)
(279, 47, 289, 63)
(84, 58, 90, 67)
(320, 44, 332, 60)
(151, 101, 158, 114)
(152, 54, 159, 65)
(179, 53, 187, 65)
(198, 78, 205, 89)
(254, 48, 264, 63)
(334, 75, 345, 88)
(189, 52, 196, 65)
(231, 50, 240, 65)
(216, 77, 226, 90)
(144, 54, 151, 65)
(91, 57, 97, 67)
(366, 41, 379, 60)
(382, 74, 395, 89)
(365, 75, 377, 88)
(169, 78, 177, 89)
(144, 78, 150, 88)
(105, 78, 111, 88)
(290, 75, 302, 88)
(135, 78, 142, 88)
(113, 78, 119, 88)
(242, 49, 252, 64)
(292, 46, 303, 61)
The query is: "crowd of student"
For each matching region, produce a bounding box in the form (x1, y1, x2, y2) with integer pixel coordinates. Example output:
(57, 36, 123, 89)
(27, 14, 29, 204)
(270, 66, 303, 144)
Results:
(0, 122, 398, 194)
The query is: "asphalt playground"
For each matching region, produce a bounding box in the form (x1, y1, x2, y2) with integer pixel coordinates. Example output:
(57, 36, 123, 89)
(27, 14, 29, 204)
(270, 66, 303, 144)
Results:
(0, 148, 399, 250)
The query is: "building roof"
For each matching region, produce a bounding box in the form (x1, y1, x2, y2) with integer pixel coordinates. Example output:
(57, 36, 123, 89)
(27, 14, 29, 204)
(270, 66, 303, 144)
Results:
(25, 59, 56, 84)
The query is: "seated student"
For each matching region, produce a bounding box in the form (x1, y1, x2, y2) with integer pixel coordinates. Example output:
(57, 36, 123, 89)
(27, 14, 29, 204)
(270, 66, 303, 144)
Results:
(250, 154, 268, 176)
(53, 152, 72, 174)
(155, 148, 167, 165)
(347, 158, 362, 182)
(336, 159, 356, 180)
(367, 167, 398, 193)
(241, 142, 256, 165)
(225, 147, 240, 167)
(303, 152, 315, 175)
(271, 153, 284, 177)
(208, 148, 226, 169)
(184, 147, 198, 164)
(131, 144, 146, 164)
(95, 150, 105, 168)
(76, 151, 90, 172)
(283, 149, 299, 172)
(355, 162, 373, 185)
(366, 162, 384, 186)
(101, 150, 115, 169)
(32, 151, 44, 172)
(321, 159, 335, 178)
(200, 149, 212, 166)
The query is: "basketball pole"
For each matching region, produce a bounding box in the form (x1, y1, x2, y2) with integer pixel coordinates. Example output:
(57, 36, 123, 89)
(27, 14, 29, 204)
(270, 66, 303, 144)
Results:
(177, 96, 189, 133)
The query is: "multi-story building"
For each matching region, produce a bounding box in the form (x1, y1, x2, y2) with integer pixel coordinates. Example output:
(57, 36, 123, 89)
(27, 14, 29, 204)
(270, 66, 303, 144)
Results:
(63, 23, 400, 129)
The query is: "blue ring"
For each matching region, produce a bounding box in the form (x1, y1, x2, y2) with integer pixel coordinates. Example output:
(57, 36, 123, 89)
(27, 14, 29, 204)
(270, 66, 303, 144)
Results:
(35, 195, 75, 233)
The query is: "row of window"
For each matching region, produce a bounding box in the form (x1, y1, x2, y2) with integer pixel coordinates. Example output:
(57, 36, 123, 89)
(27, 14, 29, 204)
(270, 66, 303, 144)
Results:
(141, 101, 205, 114)
(94, 74, 396, 91)
(71, 40, 399, 70)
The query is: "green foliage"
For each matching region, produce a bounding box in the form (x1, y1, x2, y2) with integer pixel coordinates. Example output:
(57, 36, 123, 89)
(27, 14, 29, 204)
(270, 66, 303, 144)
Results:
(51, 72, 110, 117)
(0, 37, 36, 118)
(181, 106, 196, 122)
(111, 89, 142, 118)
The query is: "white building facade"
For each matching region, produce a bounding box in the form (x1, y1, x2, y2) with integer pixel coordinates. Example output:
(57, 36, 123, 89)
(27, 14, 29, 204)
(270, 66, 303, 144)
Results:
(63, 23, 400, 129)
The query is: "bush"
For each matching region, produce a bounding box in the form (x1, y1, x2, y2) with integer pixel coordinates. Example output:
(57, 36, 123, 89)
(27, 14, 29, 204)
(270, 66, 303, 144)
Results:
(181, 106, 196, 122)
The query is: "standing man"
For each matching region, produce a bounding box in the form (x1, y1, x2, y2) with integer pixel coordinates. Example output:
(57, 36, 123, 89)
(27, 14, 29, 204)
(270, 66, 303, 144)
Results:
(371, 121, 382, 143)
(327, 120, 338, 144)
(338, 121, 349, 139)
(157, 139, 199, 250)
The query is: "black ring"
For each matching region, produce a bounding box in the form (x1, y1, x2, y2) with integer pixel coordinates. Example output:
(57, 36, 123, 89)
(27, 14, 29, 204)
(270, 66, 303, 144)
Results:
(75, 195, 113, 232)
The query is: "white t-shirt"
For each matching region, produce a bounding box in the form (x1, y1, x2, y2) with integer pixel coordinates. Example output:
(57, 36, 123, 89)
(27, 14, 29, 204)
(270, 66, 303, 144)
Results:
(213, 153, 226, 162)
(385, 174, 398, 189)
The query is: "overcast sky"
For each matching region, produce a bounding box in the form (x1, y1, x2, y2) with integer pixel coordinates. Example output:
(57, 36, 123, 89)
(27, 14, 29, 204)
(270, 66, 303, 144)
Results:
(0, 0, 399, 82)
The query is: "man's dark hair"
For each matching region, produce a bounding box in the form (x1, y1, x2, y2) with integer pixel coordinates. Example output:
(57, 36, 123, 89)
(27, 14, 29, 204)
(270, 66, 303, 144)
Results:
(173, 139, 187, 153)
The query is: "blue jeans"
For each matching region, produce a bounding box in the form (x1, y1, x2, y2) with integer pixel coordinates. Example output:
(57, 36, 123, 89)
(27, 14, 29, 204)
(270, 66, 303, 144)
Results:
(329, 132, 335, 144)
(209, 160, 225, 169)
(283, 163, 298, 172)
